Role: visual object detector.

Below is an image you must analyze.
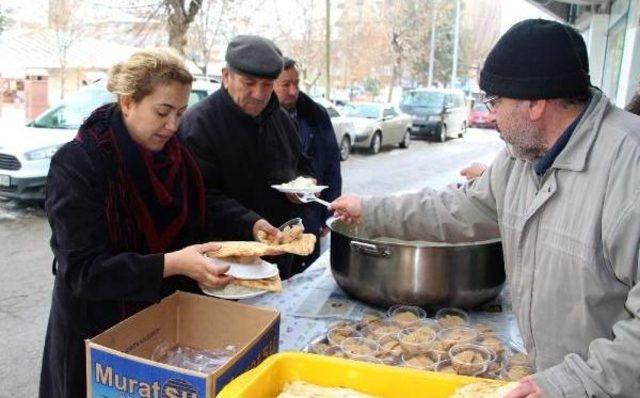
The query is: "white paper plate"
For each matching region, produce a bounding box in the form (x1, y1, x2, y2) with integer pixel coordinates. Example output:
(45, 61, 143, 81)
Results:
(271, 184, 328, 194)
(200, 284, 268, 300)
(215, 258, 279, 280)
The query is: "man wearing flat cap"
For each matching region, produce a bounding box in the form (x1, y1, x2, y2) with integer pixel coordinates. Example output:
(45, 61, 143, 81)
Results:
(180, 35, 313, 279)
(330, 19, 640, 397)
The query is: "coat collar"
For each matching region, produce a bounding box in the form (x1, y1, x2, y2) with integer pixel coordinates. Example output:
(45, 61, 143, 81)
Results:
(504, 88, 611, 173)
(550, 88, 610, 172)
(295, 91, 317, 115)
(219, 86, 280, 125)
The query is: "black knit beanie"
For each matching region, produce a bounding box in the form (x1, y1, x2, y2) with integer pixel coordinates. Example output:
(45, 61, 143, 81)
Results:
(480, 19, 591, 99)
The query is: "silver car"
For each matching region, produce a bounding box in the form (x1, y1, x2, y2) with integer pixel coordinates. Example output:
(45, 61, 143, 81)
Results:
(315, 99, 356, 161)
(342, 102, 412, 154)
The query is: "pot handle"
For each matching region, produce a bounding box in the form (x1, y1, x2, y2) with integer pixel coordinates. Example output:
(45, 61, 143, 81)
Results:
(350, 241, 391, 257)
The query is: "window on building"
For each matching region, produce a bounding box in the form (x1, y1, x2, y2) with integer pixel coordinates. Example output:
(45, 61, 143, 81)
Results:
(601, 0, 630, 101)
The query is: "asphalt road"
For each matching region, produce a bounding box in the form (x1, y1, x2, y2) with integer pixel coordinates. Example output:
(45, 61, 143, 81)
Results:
(0, 127, 504, 396)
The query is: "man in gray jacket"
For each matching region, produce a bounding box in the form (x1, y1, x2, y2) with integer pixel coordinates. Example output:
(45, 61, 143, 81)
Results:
(331, 19, 640, 398)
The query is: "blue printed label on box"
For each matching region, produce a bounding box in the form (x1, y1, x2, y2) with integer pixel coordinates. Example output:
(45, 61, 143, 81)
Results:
(89, 347, 207, 398)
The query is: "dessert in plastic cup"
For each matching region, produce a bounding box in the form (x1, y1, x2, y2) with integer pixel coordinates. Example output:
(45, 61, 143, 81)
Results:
(363, 319, 402, 340)
(436, 326, 479, 350)
(501, 364, 535, 381)
(476, 333, 508, 360)
(398, 325, 437, 355)
(435, 359, 457, 374)
(506, 350, 532, 367)
(327, 325, 361, 347)
(435, 307, 469, 328)
(340, 336, 381, 359)
(375, 334, 403, 357)
(389, 305, 427, 327)
(401, 350, 440, 371)
(449, 343, 493, 376)
(359, 309, 386, 329)
(430, 339, 450, 358)
(323, 345, 348, 359)
(309, 338, 331, 355)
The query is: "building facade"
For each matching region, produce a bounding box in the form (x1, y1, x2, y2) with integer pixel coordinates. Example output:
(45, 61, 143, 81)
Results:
(527, 0, 640, 108)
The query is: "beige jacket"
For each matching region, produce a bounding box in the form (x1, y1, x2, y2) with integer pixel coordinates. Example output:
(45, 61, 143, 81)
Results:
(362, 90, 640, 397)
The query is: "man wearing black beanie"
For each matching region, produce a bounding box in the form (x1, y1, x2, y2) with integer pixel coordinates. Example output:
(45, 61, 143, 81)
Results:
(330, 18, 640, 398)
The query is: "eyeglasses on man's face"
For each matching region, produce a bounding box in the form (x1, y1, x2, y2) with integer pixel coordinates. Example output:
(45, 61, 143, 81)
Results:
(483, 95, 501, 113)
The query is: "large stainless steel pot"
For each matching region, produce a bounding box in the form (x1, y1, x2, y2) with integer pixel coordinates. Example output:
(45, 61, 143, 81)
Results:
(328, 218, 505, 309)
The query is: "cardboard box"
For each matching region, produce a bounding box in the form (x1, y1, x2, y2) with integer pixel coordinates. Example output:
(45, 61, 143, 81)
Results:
(86, 291, 280, 398)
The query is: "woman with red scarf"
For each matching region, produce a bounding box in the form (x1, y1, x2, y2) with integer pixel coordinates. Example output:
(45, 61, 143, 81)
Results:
(39, 48, 231, 398)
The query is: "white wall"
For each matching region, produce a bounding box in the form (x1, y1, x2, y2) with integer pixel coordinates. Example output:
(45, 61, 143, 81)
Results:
(565, 0, 640, 108)
(500, 0, 559, 34)
(617, 0, 640, 107)
(583, 14, 609, 88)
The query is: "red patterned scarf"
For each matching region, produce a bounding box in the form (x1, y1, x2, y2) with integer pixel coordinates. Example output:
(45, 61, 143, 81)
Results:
(76, 104, 205, 254)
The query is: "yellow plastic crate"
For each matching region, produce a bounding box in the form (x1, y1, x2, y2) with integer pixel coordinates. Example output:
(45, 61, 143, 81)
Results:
(217, 352, 503, 398)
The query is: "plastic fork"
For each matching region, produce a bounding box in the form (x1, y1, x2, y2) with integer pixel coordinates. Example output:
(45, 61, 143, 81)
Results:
(296, 193, 331, 208)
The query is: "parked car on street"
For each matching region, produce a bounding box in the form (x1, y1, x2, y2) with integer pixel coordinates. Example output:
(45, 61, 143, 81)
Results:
(341, 102, 412, 154)
(468, 101, 497, 129)
(400, 88, 468, 142)
(314, 98, 356, 161)
(0, 78, 219, 201)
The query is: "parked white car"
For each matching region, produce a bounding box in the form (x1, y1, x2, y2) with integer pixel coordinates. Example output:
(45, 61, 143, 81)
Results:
(0, 78, 219, 201)
(314, 98, 356, 161)
(341, 102, 412, 154)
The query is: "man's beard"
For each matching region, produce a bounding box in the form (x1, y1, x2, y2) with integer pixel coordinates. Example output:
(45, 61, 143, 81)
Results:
(498, 107, 547, 162)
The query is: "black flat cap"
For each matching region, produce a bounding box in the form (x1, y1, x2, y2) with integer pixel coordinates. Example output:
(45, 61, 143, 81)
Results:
(225, 35, 284, 80)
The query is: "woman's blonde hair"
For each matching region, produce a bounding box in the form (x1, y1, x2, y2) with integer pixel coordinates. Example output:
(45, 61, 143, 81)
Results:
(107, 47, 193, 103)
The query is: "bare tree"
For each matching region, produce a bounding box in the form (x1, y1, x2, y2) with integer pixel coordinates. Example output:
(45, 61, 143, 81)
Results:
(128, 0, 204, 55)
(394, 0, 456, 88)
(186, 0, 228, 75)
(273, 0, 324, 93)
(331, 0, 496, 95)
(165, 0, 204, 54)
(186, 0, 265, 75)
(333, 0, 388, 99)
(333, 1, 362, 98)
(458, 0, 500, 85)
(50, 0, 85, 99)
(382, 0, 426, 101)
